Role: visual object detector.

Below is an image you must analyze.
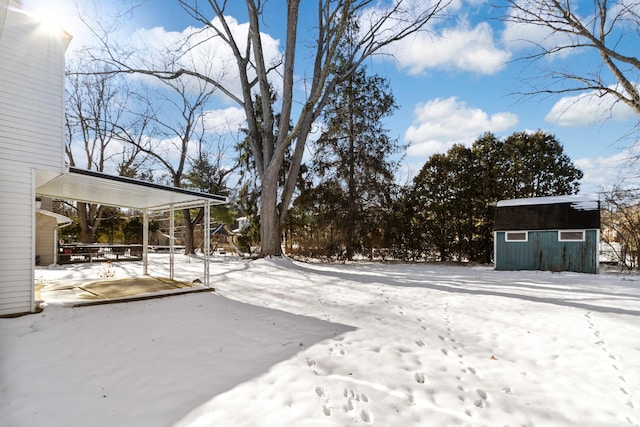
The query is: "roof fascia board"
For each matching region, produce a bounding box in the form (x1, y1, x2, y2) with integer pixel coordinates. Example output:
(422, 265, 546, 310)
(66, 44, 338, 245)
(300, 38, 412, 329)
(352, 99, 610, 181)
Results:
(69, 167, 228, 204)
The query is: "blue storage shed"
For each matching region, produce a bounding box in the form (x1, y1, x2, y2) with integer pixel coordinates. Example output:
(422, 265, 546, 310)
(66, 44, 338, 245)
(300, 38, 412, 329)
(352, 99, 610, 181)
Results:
(494, 195, 600, 274)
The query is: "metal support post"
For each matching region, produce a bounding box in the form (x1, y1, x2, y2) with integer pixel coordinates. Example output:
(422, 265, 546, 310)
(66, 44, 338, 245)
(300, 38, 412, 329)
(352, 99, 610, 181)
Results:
(169, 204, 174, 280)
(204, 201, 211, 287)
(143, 210, 149, 276)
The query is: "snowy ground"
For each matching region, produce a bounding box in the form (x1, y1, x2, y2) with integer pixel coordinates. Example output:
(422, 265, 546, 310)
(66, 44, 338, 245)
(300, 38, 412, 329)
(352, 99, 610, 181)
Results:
(2, 254, 640, 426)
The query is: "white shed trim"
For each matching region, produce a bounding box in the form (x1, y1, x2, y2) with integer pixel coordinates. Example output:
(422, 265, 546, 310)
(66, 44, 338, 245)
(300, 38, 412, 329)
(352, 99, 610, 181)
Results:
(496, 194, 599, 210)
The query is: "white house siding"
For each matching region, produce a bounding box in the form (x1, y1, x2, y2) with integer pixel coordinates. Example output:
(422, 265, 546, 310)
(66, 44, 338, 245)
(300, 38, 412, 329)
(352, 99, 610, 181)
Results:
(36, 213, 57, 266)
(0, 0, 70, 315)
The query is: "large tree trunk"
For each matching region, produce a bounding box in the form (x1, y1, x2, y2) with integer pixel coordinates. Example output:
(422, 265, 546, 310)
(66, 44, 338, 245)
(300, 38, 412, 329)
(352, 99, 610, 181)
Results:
(346, 138, 356, 261)
(182, 209, 196, 255)
(77, 202, 102, 243)
(259, 182, 282, 256)
(182, 208, 206, 255)
(132, 0, 449, 259)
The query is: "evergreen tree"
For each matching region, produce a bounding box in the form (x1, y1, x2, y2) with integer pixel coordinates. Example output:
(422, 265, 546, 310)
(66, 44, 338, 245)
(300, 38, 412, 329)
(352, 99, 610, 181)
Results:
(184, 152, 235, 225)
(406, 130, 583, 263)
(470, 132, 505, 263)
(302, 66, 401, 260)
(387, 188, 423, 261)
(501, 131, 583, 198)
(409, 153, 454, 261)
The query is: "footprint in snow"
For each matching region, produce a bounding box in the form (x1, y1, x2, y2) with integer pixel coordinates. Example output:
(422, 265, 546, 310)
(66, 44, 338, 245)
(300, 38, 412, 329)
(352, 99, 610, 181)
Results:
(473, 399, 487, 408)
(307, 358, 323, 376)
(346, 397, 354, 411)
(473, 389, 489, 408)
(360, 409, 372, 423)
(340, 389, 373, 423)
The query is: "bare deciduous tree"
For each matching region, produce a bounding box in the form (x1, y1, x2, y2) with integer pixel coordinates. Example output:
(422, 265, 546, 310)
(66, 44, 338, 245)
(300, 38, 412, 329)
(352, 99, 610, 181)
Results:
(503, 0, 640, 117)
(65, 62, 145, 242)
(98, 0, 450, 256)
(113, 76, 218, 254)
(601, 186, 640, 269)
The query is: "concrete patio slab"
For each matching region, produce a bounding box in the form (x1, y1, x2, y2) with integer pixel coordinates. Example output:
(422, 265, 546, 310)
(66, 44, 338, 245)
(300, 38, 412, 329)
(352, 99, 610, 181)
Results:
(36, 276, 213, 309)
(80, 277, 195, 299)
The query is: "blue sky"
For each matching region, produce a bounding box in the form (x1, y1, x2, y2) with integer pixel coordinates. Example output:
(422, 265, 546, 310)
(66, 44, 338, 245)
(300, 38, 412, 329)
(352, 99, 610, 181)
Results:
(23, 0, 639, 193)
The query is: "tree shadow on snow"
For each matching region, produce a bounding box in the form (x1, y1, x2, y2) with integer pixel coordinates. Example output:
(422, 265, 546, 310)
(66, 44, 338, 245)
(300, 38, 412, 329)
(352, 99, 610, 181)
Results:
(284, 261, 640, 317)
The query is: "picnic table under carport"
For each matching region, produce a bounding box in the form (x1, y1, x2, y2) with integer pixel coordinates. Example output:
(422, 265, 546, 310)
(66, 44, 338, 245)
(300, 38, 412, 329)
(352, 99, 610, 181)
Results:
(36, 167, 228, 286)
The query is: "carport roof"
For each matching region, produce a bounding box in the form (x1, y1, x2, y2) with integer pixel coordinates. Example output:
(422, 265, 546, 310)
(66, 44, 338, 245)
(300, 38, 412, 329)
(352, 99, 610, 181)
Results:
(36, 167, 227, 211)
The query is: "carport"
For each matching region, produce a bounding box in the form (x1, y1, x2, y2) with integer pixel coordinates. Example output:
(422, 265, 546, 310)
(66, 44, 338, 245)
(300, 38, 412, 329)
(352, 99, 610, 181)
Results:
(35, 167, 228, 286)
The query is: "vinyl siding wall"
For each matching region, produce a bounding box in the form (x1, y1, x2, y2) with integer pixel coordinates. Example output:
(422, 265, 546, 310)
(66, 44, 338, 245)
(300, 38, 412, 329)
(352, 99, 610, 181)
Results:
(495, 230, 600, 274)
(36, 213, 57, 266)
(0, 1, 68, 315)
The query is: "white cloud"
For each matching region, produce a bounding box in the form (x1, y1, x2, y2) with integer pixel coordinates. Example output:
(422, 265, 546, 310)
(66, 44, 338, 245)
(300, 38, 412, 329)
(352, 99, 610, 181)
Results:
(358, 0, 508, 75)
(500, 2, 580, 57)
(391, 21, 510, 75)
(545, 90, 636, 127)
(501, 21, 573, 56)
(574, 149, 638, 192)
(128, 16, 282, 100)
(203, 107, 247, 135)
(404, 97, 519, 157)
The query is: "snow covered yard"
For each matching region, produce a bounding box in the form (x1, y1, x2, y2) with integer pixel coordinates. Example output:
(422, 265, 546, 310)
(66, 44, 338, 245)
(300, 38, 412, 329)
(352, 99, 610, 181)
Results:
(2, 256, 640, 426)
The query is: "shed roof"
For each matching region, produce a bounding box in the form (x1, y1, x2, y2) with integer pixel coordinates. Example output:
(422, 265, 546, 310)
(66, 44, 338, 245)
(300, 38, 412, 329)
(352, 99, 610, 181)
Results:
(494, 194, 600, 231)
(496, 194, 599, 210)
(36, 167, 227, 211)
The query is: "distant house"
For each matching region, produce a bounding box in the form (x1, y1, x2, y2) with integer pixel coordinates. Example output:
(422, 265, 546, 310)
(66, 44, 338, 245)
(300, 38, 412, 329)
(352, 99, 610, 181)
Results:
(493, 194, 601, 274)
(192, 223, 237, 255)
(36, 205, 72, 266)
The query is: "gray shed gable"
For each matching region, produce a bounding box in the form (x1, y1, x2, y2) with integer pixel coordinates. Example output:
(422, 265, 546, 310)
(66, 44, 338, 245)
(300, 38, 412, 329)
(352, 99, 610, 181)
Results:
(494, 195, 600, 231)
